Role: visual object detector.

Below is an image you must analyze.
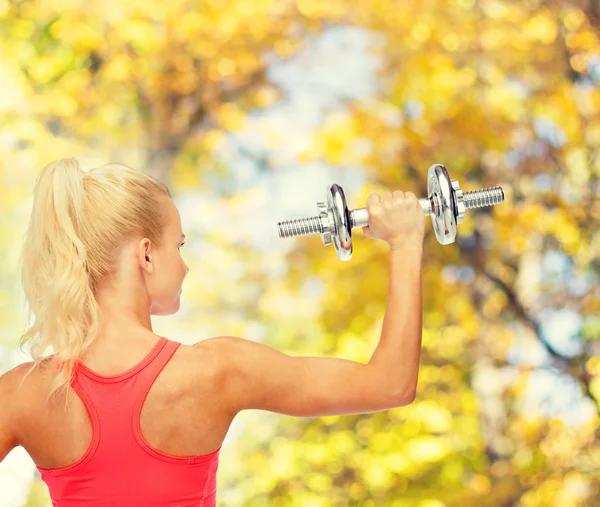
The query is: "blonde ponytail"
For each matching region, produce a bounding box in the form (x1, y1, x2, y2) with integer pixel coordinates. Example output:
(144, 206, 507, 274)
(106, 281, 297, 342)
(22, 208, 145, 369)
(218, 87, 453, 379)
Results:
(17, 158, 170, 410)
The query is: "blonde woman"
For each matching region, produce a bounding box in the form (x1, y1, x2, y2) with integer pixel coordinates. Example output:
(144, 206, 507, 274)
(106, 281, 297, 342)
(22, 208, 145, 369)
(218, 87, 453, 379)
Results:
(0, 157, 425, 506)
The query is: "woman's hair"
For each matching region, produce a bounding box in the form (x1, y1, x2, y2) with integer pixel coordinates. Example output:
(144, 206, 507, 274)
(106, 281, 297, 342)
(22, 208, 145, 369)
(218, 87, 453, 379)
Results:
(16, 157, 171, 410)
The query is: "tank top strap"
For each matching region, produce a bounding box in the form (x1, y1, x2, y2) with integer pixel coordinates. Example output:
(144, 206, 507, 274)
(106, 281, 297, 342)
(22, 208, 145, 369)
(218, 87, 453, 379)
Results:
(131, 337, 181, 387)
(50, 336, 181, 386)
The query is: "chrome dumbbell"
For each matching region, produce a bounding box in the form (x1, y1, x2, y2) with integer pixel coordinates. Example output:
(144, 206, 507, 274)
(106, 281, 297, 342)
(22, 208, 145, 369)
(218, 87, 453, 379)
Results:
(277, 164, 505, 261)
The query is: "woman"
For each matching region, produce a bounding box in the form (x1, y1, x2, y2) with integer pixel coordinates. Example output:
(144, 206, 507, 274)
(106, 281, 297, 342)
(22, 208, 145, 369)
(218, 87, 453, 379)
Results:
(0, 157, 424, 506)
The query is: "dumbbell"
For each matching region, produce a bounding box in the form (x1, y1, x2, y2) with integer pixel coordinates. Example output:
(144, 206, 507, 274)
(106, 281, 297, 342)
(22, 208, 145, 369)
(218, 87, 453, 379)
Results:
(277, 164, 505, 261)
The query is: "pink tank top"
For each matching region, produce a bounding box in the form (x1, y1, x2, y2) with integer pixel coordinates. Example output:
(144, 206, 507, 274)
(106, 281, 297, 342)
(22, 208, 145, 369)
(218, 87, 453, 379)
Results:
(36, 336, 222, 507)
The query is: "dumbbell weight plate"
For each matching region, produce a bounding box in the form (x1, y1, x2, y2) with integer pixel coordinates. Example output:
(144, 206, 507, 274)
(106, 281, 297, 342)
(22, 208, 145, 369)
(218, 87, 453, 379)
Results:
(428, 164, 457, 245)
(327, 184, 353, 261)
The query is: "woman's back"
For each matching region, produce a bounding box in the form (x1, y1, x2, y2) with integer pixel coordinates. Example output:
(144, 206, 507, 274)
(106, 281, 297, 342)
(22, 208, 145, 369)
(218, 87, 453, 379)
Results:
(10, 334, 234, 506)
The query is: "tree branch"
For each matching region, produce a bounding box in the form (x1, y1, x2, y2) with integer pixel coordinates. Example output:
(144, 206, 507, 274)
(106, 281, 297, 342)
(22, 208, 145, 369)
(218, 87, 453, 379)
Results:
(479, 252, 600, 414)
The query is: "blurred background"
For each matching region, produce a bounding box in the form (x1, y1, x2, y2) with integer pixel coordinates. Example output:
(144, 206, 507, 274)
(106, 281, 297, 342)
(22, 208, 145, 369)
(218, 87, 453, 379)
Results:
(1, 0, 599, 505)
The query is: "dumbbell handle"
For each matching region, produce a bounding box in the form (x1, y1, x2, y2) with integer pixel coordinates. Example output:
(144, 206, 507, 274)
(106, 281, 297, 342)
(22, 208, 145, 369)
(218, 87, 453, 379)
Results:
(348, 198, 433, 229)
